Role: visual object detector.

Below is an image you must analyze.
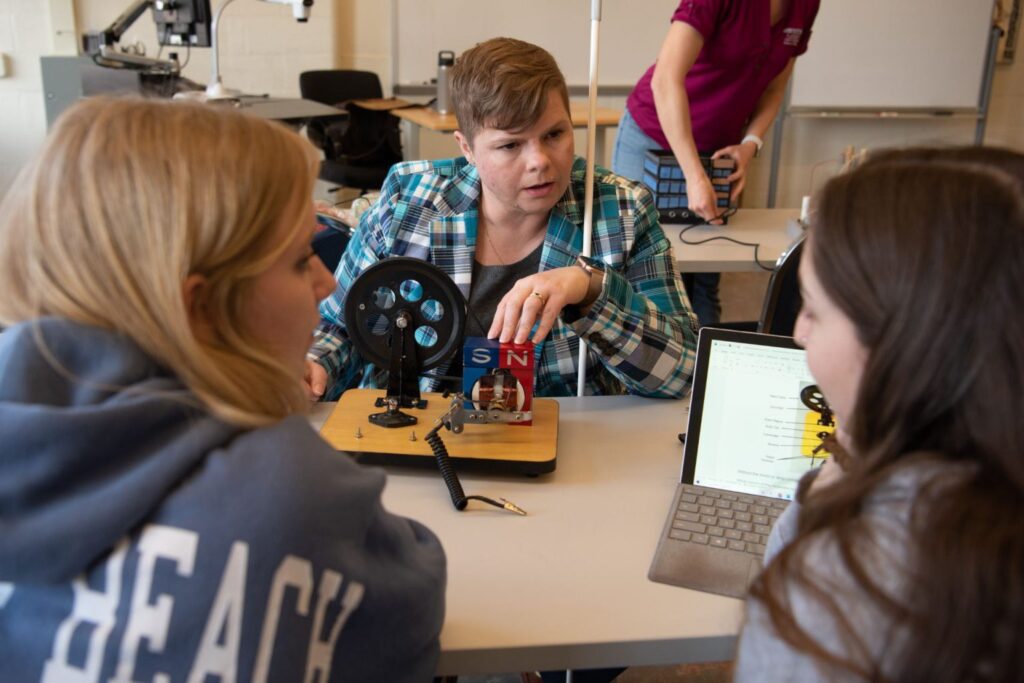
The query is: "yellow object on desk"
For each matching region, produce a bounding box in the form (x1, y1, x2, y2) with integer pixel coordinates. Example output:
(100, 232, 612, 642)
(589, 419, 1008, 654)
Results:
(319, 388, 559, 474)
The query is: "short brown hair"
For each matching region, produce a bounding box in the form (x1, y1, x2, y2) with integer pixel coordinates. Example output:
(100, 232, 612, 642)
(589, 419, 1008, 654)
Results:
(450, 37, 570, 143)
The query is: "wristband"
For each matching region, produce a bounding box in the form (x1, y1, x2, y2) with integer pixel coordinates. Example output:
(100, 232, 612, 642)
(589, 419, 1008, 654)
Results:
(741, 133, 764, 157)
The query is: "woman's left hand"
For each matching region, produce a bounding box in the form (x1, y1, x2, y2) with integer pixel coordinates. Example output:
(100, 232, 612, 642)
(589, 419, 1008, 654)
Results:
(712, 141, 759, 203)
(488, 266, 591, 344)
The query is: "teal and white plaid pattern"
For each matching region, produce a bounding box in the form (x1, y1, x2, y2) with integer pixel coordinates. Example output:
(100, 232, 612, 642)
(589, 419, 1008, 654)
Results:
(309, 156, 698, 399)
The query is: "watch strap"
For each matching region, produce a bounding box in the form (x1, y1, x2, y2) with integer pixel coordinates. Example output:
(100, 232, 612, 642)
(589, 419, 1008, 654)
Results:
(575, 255, 604, 308)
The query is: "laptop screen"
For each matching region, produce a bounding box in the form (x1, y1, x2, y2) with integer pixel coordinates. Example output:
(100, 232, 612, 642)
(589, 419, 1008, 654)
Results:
(681, 329, 831, 501)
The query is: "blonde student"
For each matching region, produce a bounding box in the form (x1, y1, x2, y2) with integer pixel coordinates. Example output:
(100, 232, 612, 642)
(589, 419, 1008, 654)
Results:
(0, 97, 445, 682)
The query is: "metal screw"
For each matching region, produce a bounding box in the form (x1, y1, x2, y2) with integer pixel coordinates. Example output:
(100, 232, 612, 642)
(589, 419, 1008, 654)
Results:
(354, 427, 363, 439)
(409, 430, 417, 442)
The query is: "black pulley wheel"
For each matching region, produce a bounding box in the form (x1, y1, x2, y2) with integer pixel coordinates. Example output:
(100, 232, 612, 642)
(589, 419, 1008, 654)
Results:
(344, 257, 466, 371)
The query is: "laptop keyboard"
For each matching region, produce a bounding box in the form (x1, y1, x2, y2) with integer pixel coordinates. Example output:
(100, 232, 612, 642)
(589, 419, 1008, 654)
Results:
(668, 484, 788, 556)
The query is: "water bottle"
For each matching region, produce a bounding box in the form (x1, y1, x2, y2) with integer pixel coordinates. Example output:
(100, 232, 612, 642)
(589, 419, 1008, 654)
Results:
(436, 50, 455, 115)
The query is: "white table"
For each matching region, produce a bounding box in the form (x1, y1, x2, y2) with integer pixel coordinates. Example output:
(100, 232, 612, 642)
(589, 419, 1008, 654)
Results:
(311, 396, 744, 676)
(669, 208, 803, 273)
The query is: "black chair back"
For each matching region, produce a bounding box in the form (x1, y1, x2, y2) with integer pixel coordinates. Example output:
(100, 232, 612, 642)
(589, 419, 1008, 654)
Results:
(758, 234, 804, 336)
(299, 70, 383, 105)
(299, 70, 397, 193)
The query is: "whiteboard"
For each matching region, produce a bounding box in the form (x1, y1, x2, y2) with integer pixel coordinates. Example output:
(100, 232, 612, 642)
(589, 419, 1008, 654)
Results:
(790, 0, 994, 110)
(393, 0, 678, 87)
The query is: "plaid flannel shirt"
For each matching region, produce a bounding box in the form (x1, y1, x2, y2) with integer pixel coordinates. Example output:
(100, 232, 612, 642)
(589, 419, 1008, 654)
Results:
(310, 156, 698, 399)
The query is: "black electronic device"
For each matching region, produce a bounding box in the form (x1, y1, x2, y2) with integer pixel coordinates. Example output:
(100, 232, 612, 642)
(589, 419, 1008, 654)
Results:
(153, 0, 213, 48)
(642, 149, 734, 224)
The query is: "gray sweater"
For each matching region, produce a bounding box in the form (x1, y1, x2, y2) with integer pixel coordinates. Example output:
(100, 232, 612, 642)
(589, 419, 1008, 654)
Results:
(734, 463, 957, 681)
(0, 318, 446, 682)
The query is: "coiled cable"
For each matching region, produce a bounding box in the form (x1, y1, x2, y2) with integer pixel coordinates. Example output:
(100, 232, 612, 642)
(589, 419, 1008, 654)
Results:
(424, 422, 526, 515)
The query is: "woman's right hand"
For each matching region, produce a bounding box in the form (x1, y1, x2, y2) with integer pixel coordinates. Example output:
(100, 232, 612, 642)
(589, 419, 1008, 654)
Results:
(685, 170, 723, 224)
(304, 360, 327, 401)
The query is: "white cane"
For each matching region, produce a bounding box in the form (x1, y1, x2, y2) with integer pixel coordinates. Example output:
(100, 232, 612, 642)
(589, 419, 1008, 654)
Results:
(576, 0, 603, 398)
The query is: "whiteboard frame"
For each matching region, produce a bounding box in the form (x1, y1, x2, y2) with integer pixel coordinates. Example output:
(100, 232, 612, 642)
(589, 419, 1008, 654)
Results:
(766, 25, 1002, 207)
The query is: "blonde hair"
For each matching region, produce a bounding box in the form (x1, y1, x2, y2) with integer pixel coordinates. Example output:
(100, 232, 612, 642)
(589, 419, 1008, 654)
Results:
(0, 97, 320, 426)
(450, 37, 570, 143)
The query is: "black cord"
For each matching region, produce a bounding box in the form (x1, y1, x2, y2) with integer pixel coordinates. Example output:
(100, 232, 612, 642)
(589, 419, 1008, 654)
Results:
(677, 208, 776, 272)
(424, 423, 518, 512)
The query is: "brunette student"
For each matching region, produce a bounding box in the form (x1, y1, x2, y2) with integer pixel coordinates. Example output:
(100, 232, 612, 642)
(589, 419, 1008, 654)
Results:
(0, 98, 445, 682)
(735, 149, 1024, 680)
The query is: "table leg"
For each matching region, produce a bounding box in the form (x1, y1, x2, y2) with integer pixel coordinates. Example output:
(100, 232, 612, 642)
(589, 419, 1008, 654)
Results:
(402, 119, 421, 160)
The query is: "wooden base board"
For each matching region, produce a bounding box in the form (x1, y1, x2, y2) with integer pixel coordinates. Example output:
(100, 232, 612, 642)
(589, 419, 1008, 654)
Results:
(319, 389, 559, 475)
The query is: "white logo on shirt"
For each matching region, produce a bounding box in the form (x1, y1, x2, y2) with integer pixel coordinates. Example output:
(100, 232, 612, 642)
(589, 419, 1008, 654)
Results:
(783, 28, 803, 47)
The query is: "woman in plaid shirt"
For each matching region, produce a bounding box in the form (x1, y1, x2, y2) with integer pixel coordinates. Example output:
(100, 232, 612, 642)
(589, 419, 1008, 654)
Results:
(306, 38, 698, 401)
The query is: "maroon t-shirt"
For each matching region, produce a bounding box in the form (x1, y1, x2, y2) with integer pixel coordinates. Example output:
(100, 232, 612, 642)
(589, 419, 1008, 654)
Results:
(626, 0, 820, 153)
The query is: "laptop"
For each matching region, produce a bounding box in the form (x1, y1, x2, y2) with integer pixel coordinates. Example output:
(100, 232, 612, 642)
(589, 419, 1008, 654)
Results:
(649, 327, 833, 598)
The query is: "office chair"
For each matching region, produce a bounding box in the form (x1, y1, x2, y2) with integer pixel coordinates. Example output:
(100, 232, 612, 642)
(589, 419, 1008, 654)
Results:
(757, 233, 804, 336)
(299, 70, 401, 193)
(710, 233, 804, 337)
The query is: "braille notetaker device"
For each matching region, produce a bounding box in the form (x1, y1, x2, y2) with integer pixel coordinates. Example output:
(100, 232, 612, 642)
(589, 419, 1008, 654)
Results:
(641, 150, 734, 224)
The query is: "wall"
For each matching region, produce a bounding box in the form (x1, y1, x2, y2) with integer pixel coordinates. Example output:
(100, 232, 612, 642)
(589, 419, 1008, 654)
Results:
(0, 0, 339, 200)
(1, 1, 1023, 205)
(0, 0, 55, 197)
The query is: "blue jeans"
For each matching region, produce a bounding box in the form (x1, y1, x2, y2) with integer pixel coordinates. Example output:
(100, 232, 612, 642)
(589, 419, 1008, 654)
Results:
(612, 109, 721, 326)
(610, 108, 656, 183)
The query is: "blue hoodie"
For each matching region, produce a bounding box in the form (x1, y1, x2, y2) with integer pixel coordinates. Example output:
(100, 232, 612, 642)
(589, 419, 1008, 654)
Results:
(0, 318, 445, 682)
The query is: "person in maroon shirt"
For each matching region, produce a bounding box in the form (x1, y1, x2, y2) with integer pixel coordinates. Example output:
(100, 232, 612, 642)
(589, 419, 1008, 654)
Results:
(613, 0, 820, 326)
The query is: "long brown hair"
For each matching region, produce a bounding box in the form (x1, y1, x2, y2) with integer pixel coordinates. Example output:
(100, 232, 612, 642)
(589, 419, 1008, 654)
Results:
(748, 153, 1024, 681)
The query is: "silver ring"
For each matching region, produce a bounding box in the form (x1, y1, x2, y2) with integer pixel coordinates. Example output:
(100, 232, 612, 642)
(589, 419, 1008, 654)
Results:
(532, 291, 546, 302)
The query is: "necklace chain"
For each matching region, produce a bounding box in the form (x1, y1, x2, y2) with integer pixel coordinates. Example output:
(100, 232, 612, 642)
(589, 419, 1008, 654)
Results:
(482, 226, 507, 266)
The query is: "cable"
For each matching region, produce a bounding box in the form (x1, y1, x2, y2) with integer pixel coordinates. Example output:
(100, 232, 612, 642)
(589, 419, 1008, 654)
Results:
(677, 209, 777, 272)
(424, 423, 525, 514)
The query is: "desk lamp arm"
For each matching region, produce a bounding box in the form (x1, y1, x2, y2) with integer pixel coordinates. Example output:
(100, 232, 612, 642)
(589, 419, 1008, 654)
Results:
(103, 0, 152, 45)
(83, 0, 181, 73)
(206, 0, 240, 98)
(207, 0, 314, 98)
